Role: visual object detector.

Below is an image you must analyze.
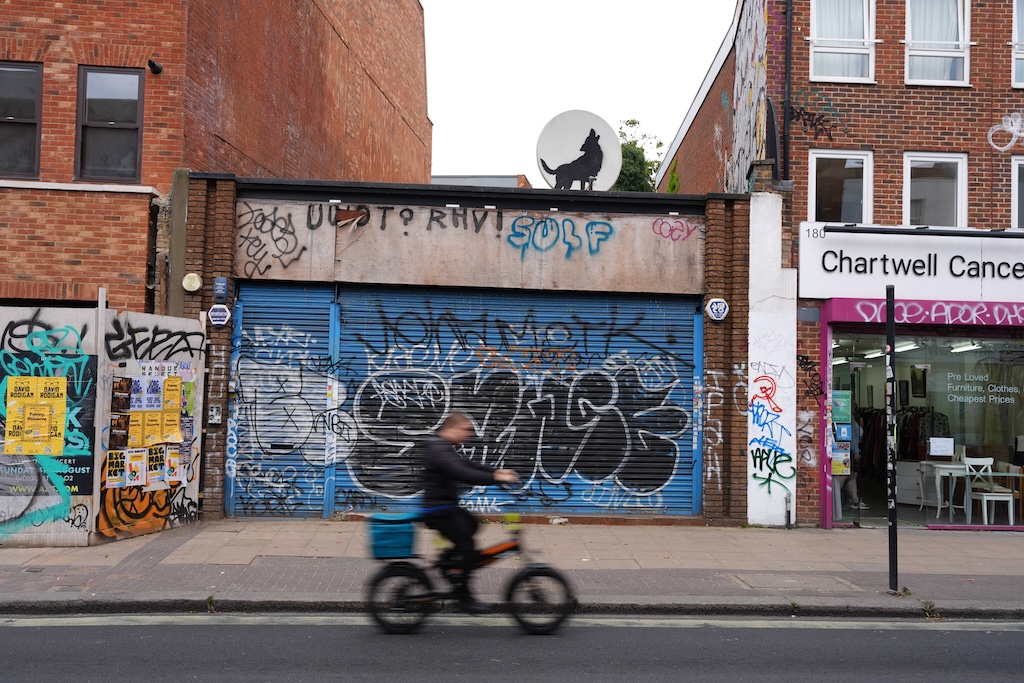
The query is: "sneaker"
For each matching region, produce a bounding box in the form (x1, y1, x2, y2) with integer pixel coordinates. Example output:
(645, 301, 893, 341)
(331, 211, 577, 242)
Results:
(851, 501, 869, 510)
(457, 598, 490, 615)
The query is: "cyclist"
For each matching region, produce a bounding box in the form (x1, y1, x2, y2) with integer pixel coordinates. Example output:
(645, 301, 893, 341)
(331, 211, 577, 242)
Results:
(419, 411, 518, 614)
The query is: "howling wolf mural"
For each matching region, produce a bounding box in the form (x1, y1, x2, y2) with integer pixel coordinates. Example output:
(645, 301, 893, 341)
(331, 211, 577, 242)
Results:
(541, 128, 604, 190)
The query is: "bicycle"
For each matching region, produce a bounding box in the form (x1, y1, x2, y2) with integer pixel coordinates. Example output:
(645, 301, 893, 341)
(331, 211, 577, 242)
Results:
(364, 511, 575, 635)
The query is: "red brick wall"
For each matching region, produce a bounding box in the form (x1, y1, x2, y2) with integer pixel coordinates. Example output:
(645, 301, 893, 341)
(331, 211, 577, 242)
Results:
(2, 0, 429, 188)
(773, 0, 1024, 228)
(796, 309, 824, 525)
(0, 2, 188, 192)
(182, 176, 238, 519)
(2, 1, 430, 313)
(0, 188, 153, 311)
(702, 196, 752, 522)
(184, 0, 431, 183)
(768, 0, 1024, 524)
(659, 51, 737, 195)
(0, 2, 183, 311)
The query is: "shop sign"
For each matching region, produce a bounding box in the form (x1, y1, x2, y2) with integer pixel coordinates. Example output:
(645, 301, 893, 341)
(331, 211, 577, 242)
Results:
(799, 222, 1024, 302)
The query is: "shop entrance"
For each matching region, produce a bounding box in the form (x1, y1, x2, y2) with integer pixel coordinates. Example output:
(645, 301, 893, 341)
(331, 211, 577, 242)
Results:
(831, 332, 1024, 527)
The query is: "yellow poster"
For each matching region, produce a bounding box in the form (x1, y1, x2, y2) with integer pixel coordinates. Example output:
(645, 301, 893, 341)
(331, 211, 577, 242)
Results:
(39, 377, 65, 402)
(8, 376, 37, 401)
(4, 377, 34, 454)
(128, 413, 144, 448)
(163, 376, 182, 411)
(4, 376, 65, 455)
(23, 403, 49, 438)
(161, 411, 183, 444)
(143, 412, 163, 446)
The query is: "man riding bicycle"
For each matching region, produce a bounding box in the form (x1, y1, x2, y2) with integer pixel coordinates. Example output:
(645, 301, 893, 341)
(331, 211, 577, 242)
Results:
(419, 412, 518, 614)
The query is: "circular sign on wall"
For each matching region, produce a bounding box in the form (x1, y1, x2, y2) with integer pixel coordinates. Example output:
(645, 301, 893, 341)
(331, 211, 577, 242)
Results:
(536, 110, 622, 191)
(705, 298, 730, 321)
(182, 273, 202, 292)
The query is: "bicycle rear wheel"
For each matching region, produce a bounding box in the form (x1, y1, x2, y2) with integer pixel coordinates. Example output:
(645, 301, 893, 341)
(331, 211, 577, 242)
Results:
(366, 562, 434, 634)
(505, 565, 574, 635)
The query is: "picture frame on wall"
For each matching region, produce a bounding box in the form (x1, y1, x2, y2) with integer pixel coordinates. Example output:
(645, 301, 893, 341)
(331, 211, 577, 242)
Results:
(911, 367, 927, 397)
(898, 380, 910, 407)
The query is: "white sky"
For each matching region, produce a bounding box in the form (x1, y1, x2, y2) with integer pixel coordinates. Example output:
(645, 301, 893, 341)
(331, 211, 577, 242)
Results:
(421, 1, 738, 189)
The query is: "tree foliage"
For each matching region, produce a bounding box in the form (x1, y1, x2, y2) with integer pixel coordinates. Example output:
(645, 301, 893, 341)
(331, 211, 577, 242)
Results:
(611, 119, 663, 193)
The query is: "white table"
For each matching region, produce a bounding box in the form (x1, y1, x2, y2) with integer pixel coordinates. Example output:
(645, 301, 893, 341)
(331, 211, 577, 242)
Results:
(919, 461, 966, 523)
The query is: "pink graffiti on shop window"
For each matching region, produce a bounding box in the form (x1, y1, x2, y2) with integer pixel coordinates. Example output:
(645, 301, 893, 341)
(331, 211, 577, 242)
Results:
(749, 375, 783, 413)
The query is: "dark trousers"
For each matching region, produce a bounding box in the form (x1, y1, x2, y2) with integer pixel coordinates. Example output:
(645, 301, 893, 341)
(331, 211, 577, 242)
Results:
(423, 507, 479, 595)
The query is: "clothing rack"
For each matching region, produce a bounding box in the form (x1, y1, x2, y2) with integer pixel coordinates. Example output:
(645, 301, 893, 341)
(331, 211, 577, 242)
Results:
(894, 406, 950, 460)
(857, 406, 950, 477)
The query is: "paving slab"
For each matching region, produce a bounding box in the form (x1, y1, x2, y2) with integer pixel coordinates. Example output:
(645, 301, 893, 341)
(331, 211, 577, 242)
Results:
(1, 518, 1023, 619)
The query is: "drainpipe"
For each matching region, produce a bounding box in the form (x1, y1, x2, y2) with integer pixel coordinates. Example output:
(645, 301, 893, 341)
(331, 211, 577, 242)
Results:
(782, 0, 793, 180)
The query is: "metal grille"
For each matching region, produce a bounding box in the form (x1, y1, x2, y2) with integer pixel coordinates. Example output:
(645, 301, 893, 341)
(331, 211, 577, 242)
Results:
(333, 286, 700, 517)
(229, 283, 334, 517)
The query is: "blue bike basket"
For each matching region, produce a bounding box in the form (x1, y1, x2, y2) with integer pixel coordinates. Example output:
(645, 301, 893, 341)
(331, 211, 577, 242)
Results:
(368, 513, 419, 559)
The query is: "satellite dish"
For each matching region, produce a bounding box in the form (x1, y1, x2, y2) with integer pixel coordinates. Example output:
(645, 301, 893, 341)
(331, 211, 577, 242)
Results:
(536, 110, 622, 191)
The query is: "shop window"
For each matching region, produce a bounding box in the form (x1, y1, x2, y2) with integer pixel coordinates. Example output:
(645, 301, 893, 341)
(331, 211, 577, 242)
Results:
(808, 150, 872, 223)
(1013, 157, 1024, 229)
(902, 153, 966, 227)
(905, 0, 971, 85)
(0, 62, 42, 178)
(810, 0, 876, 82)
(76, 66, 144, 182)
(1015, 0, 1024, 87)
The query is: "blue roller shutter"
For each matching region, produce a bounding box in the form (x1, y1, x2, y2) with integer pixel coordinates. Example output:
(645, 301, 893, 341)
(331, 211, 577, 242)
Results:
(228, 283, 335, 517)
(333, 285, 701, 517)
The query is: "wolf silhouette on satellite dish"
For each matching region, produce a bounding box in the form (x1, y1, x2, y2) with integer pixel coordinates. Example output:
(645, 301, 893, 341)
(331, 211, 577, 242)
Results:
(541, 128, 604, 190)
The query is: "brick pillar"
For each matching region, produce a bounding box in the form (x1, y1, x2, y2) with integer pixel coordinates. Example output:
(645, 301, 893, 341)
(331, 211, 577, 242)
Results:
(702, 196, 751, 522)
(184, 175, 238, 519)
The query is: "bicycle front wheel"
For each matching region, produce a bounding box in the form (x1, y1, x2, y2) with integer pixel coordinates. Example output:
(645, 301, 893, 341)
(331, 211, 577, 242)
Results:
(505, 565, 575, 635)
(366, 562, 434, 634)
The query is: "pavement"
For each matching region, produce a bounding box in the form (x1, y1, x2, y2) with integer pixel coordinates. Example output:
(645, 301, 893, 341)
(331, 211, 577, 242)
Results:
(1, 516, 1023, 620)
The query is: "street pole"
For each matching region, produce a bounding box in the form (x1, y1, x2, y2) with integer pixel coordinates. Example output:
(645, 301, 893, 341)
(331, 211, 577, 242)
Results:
(886, 285, 898, 593)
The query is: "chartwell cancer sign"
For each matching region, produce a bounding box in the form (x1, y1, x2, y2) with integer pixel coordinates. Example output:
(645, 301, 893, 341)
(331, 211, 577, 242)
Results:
(798, 223, 1024, 301)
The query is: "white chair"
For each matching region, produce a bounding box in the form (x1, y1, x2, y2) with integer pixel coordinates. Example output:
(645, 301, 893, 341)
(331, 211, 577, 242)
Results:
(964, 457, 1014, 525)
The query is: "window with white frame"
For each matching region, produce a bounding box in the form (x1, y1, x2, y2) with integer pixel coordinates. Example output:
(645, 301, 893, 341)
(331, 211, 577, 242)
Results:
(906, 0, 970, 84)
(810, 0, 876, 82)
(1012, 157, 1024, 228)
(1014, 0, 1024, 87)
(808, 150, 873, 223)
(903, 153, 967, 227)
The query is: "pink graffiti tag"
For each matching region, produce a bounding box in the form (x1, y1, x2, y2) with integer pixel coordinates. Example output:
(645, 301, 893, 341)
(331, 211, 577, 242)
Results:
(652, 218, 700, 242)
(749, 375, 783, 413)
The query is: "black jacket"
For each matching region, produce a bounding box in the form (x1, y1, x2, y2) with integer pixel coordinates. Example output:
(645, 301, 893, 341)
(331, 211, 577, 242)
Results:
(419, 435, 496, 509)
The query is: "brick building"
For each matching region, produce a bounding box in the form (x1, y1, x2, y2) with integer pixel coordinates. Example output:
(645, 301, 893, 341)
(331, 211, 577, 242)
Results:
(182, 175, 752, 523)
(660, 0, 1024, 529)
(0, 0, 431, 313)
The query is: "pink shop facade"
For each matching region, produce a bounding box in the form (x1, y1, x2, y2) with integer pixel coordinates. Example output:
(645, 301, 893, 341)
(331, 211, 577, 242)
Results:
(801, 224, 1024, 529)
